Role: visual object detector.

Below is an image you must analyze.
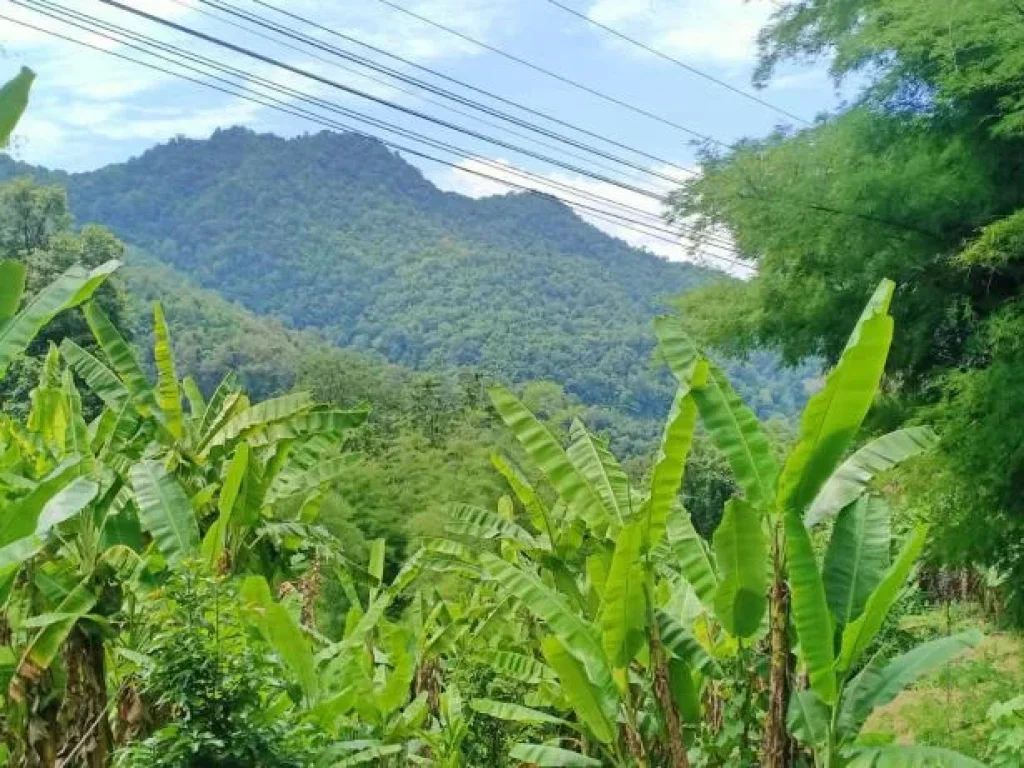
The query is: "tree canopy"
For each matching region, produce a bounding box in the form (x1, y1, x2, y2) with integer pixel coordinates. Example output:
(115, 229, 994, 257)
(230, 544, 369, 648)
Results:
(671, 0, 1024, 613)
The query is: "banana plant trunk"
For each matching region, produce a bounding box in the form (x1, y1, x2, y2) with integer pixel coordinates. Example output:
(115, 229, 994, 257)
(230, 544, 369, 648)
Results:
(649, 619, 690, 767)
(56, 625, 112, 767)
(762, 532, 793, 768)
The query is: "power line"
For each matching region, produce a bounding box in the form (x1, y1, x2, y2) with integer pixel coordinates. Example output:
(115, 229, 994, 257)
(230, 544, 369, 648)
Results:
(2, 8, 753, 272)
(24, 0, 734, 250)
(235, 0, 939, 240)
(200, 0, 694, 189)
(166, 0, 675, 194)
(245, 0, 701, 178)
(366, 0, 731, 147)
(98, 0, 679, 204)
(541, 0, 810, 125)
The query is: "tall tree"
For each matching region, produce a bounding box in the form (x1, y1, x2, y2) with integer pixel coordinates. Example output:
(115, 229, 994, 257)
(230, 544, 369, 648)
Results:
(670, 0, 1024, 615)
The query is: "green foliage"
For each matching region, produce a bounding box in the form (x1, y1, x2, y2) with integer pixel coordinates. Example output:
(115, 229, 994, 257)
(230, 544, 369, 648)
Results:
(0, 129, 815, 423)
(0, 67, 33, 148)
(114, 571, 324, 768)
(673, 0, 1024, 616)
(986, 696, 1024, 767)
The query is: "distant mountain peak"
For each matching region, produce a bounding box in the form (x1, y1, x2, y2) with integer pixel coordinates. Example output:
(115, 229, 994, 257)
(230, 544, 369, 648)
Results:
(0, 128, 729, 415)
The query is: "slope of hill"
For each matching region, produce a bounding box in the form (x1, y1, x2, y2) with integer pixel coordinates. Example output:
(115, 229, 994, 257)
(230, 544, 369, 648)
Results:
(0, 127, 811, 417)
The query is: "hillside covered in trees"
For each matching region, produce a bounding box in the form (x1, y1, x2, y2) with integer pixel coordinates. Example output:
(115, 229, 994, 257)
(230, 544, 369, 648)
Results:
(3, 0, 1024, 762)
(0, 128, 813, 420)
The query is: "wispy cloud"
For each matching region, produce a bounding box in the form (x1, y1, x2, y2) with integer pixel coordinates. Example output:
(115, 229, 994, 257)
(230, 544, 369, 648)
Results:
(1, 0, 517, 169)
(585, 0, 774, 65)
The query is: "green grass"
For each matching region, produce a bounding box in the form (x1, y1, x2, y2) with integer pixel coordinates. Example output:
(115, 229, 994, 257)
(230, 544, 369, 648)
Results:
(863, 605, 1024, 759)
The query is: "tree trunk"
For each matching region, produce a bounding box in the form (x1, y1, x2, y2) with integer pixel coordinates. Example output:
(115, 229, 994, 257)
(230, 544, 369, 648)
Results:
(55, 625, 111, 768)
(762, 530, 793, 768)
(649, 619, 690, 768)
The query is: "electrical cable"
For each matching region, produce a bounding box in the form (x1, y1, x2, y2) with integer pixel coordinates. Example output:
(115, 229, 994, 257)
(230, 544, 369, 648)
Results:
(1, 9, 754, 272)
(22, 0, 738, 249)
(165, 0, 677, 193)
(541, 0, 810, 125)
(368, 0, 734, 145)
(96, 0, 677, 203)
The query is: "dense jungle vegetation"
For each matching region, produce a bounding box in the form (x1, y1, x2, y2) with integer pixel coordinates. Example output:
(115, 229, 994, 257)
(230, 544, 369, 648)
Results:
(2, 0, 1024, 764)
(0, 127, 816, 423)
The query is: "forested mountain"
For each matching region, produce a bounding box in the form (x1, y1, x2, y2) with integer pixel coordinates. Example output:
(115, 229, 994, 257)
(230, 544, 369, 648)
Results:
(0, 127, 812, 418)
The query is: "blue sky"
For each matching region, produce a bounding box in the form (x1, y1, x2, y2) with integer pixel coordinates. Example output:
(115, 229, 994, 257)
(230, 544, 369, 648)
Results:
(1, 0, 845, 268)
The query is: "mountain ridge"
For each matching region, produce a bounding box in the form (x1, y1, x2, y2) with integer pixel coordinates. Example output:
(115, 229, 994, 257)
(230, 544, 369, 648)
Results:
(0, 127, 809, 418)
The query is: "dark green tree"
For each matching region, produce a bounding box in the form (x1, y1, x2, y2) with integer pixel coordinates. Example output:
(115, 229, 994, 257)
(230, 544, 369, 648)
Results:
(670, 0, 1024, 616)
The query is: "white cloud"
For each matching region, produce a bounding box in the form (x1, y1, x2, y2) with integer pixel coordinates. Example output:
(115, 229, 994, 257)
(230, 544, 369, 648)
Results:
(1, 0, 518, 169)
(767, 69, 827, 92)
(429, 156, 749, 276)
(586, 0, 773, 64)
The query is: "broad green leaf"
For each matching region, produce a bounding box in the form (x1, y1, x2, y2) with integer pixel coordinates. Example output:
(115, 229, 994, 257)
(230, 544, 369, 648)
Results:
(18, 580, 95, 673)
(242, 409, 367, 448)
(202, 392, 313, 451)
(778, 280, 894, 518)
(0, 67, 34, 147)
(0, 477, 98, 570)
(477, 650, 553, 683)
(446, 503, 537, 548)
(152, 303, 183, 438)
(27, 346, 66, 452)
(643, 375, 704, 551)
(334, 744, 403, 766)
(0, 457, 84, 545)
(61, 370, 92, 469)
(567, 419, 632, 521)
(0, 261, 119, 377)
(470, 698, 567, 725)
(823, 496, 890, 628)
(489, 386, 611, 534)
(265, 599, 318, 704)
(847, 746, 986, 767)
(655, 610, 722, 679)
(713, 498, 767, 638)
(599, 520, 646, 666)
(182, 376, 205, 418)
(839, 630, 982, 738)
(837, 526, 927, 673)
(239, 575, 318, 703)
(83, 301, 154, 411)
(368, 537, 386, 584)
(201, 442, 249, 569)
(491, 452, 551, 535)
(542, 635, 616, 744)
(33, 475, 98, 535)
(656, 317, 777, 507)
(785, 509, 837, 703)
(130, 459, 199, 563)
(665, 507, 720, 611)
(654, 314, 701, 384)
(0, 260, 26, 323)
(198, 372, 238, 437)
(509, 743, 601, 767)
(477, 552, 616, 715)
(807, 427, 938, 526)
(696, 364, 778, 508)
(668, 658, 701, 724)
(787, 689, 829, 749)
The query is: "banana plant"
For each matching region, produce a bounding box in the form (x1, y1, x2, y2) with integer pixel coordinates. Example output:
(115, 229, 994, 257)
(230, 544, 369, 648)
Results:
(429, 375, 740, 766)
(233, 543, 436, 765)
(655, 279, 966, 767)
(62, 301, 368, 576)
(0, 346, 147, 767)
(785, 496, 983, 767)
